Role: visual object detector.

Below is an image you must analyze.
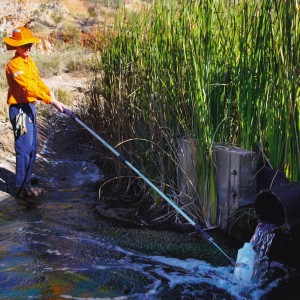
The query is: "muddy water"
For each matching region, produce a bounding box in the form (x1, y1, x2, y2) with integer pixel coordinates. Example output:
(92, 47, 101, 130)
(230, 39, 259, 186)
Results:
(0, 117, 298, 299)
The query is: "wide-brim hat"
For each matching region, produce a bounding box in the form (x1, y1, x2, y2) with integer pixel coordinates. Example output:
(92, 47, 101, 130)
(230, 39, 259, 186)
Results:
(3, 27, 40, 50)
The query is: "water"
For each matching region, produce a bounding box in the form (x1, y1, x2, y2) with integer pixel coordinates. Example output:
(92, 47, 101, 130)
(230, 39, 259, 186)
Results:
(1, 181, 296, 299)
(1, 118, 298, 299)
(0, 215, 283, 299)
(250, 222, 277, 282)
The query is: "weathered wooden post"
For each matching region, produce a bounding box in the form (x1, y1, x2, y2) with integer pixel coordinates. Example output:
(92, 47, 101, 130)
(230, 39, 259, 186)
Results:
(176, 138, 198, 219)
(177, 139, 257, 231)
(213, 144, 257, 230)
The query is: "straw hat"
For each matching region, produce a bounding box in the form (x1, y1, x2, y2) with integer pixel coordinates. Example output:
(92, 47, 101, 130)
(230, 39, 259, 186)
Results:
(3, 27, 40, 50)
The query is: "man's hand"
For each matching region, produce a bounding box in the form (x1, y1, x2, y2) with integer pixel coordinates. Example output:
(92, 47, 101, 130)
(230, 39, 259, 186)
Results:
(49, 91, 64, 112)
(50, 98, 64, 112)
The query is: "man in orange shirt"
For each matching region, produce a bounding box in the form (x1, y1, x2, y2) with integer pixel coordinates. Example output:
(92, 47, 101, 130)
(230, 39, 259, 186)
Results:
(3, 26, 64, 198)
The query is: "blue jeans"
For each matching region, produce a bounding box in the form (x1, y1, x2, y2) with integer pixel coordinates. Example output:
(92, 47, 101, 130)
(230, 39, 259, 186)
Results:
(9, 103, 38, 190)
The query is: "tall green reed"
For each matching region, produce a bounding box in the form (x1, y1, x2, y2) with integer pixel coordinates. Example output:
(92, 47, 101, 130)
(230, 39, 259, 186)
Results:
(85, 0, 299, 227)
(232, 0, 300, 179)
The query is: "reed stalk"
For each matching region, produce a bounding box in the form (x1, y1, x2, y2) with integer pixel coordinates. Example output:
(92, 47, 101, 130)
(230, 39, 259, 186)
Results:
(85, 0, 300, 227)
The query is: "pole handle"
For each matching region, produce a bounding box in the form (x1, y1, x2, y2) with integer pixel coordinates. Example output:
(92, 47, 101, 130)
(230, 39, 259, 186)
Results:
(194, 224, 214, 242)
(63, 107, 76, 119)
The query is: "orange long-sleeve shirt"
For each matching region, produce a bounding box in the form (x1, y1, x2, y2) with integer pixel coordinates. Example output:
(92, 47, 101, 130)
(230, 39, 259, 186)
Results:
(6, 53, 51, 105)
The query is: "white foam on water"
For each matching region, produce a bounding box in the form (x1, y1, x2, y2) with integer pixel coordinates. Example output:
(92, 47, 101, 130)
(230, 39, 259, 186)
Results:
(101, 244, 282, 300)
(54, 235, 282, 299)
(8, 216, 282, 299)
(47, 159, 103, 187)
(46, 249, 62, 256)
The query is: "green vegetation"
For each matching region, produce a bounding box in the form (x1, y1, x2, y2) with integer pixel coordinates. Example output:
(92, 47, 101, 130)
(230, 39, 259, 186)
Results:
(0, 0, 298, 228)
(83, 0, 299, 227)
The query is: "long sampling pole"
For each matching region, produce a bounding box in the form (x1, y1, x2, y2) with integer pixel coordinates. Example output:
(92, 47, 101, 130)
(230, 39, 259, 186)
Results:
(63, 108, 235, 265)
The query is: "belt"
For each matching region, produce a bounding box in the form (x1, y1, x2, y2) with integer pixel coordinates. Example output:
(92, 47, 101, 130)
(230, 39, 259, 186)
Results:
(10, 101, 36, 107)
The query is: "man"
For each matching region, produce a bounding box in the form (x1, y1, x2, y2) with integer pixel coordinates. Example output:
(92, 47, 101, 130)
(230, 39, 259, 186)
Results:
(3, 26, 64, 198)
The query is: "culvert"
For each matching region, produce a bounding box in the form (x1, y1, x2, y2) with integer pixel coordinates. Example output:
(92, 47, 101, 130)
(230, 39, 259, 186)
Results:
(254, 183, 300, 230)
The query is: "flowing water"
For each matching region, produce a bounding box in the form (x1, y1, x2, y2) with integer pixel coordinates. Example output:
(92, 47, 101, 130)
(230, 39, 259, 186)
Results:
(250, 222, 277, 282)
(0, 119, 298, 299)
(0, 158, 297, 299)
(0, 192, 287, 299)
